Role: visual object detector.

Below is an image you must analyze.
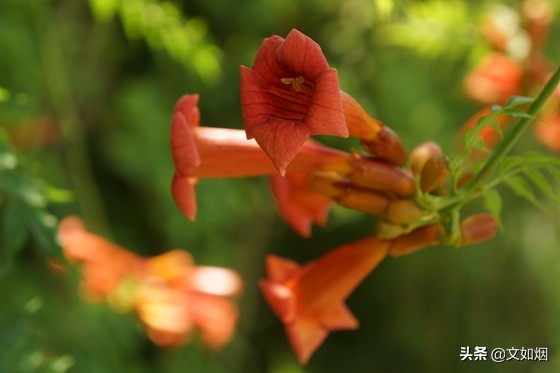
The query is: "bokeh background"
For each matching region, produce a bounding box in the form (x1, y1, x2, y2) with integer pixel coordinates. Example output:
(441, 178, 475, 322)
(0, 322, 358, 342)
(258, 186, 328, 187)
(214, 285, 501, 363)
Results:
(1, 0, 560, 372)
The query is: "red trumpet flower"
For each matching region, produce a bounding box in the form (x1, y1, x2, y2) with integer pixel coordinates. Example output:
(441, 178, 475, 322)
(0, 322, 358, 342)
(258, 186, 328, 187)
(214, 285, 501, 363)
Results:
(171, 94, 350, 227)
(240, 29, 349, 174)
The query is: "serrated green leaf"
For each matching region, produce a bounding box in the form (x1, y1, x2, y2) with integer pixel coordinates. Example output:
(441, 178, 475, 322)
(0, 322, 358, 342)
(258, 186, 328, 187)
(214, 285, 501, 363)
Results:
(524, 167, 559, 202)
(491, 104, 502, 112)
(504, 175, 543, 208)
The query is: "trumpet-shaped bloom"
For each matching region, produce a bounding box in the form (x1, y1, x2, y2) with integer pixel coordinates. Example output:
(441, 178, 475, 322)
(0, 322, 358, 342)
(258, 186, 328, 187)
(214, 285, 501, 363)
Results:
(170, 94, 350, 225)
(240, 29, 348, 174)
(260, 236, 390, 364)
(57, 216, 242, 350)
(171, 94, 416, 235)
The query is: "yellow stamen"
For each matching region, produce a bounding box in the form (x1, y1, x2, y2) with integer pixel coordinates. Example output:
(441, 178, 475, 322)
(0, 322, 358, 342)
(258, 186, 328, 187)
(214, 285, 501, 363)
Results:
(280, 76, 313, 93)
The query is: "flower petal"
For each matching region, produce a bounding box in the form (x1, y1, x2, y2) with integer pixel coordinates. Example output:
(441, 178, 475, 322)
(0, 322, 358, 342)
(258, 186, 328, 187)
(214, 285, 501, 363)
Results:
(173, 94, 200, 127)
(305, 69, 348, 137)
(286, 318, 328, 365)
(171, 173, 198, 220)
(270, 172, 331, 237)
(277, 29, 329, 79)
(249, 119, 311, 175)
(171, 112, 200, 176)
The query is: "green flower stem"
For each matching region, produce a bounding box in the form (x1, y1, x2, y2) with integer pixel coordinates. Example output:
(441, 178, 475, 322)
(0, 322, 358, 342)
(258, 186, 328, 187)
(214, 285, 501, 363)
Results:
(465, 65, 560, 192)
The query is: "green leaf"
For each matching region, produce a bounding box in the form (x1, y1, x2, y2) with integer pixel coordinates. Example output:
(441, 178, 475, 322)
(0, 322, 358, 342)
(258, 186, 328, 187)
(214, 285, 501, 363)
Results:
(483, 189, 502, 222)
(0, 202, 29, 274)
(524, 167, 559, 202)
(25, 210, 62, 260)
(505, 96, 534, 107)
(547, 165, 560, 185)
(504, 175, 543, 208)
(500, 108, 533, 119)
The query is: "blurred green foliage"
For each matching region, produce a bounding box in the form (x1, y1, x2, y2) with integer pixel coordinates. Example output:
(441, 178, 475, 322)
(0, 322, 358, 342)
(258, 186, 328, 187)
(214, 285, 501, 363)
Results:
(1, 0, 560, 372)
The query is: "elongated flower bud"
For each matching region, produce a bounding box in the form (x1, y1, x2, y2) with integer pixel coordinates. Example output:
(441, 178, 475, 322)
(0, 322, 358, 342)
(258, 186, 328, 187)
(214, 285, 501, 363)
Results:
(385, 199, 423, 225)
(360, 126, 407, 166)
(310, 172, 390, 215)
(341, 91, 407, 165)
(377, 221, 406, 240)
(389, 224, 443, 256)
(340, 91, 383, 140)
(346, 155, 416, 197)
(420, 155, 450, 193)
(410, 141, 442, 174)
(460, 213, 498, 245)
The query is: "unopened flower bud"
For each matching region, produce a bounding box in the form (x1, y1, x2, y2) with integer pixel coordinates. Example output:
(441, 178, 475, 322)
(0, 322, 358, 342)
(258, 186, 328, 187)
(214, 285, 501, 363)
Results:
(309, 172, 343, 198)
(410, 141, 442, 174)
(360, 126, 407, 166)
(378, 221, 406, 240)
(389, 224, 443, 256)
(385, 199, 423, 225)
(420, 155, 450, 193)
(341, 91, 383, 140)
(310, 172, 390, 215)
(340, 91, 407, 166)
(460, 213, 498, 245)
(347, 155, 416, 197)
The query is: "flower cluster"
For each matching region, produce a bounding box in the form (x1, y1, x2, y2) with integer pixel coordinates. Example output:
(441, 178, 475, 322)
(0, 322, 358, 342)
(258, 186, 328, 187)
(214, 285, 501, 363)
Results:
(462, 0, 560, 151)
(170, 29, 499, 363)
(57, 216, 242, 349)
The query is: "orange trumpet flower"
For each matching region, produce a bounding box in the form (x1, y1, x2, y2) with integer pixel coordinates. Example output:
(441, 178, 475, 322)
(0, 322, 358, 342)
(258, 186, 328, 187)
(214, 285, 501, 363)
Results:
(260, 236, 389, 364)
(170, 94, 351, 221)
(240, 29, 349, 174)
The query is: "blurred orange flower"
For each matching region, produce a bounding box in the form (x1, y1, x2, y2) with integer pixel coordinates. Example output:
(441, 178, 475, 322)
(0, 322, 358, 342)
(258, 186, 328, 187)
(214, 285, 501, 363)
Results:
(463, 52, 523, 105)
(58, 216, 242, 349)
(462, 0, 560, 153)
